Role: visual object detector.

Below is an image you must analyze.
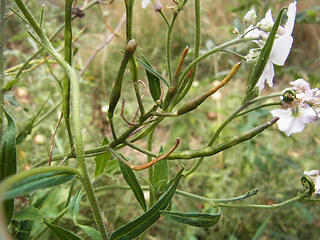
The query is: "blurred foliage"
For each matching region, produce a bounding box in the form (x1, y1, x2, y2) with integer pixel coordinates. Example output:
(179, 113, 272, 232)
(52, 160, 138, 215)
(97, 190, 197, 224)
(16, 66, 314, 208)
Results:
(3, 0, 320, 239)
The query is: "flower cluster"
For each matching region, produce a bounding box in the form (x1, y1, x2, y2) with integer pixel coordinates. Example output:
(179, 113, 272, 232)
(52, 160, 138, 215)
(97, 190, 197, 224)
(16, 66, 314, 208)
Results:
(244, 1, 297, 92)
(271, 79, 319, 136)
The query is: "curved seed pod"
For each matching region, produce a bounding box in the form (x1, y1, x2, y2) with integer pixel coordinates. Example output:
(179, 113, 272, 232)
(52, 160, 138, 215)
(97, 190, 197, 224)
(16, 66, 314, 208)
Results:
(177, 62, 241, 115)
(108, 39, 137, 119)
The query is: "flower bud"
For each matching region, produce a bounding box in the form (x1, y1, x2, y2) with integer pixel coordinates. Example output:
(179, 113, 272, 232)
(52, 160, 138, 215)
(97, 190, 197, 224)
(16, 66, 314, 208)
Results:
(153, 0, 162, 12)
(244, 9, 257, 24)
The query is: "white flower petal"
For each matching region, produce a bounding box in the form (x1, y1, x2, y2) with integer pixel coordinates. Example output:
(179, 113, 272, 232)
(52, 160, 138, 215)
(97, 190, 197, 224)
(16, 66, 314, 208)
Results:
(286, 117, 306, 136)
(299, 107, 318, 124)
(271, 109, 293, 135)
(257, 60, 275, 92)
(269, 34, 293, 66)
(285, 1, 297, 35)
(304, 170, 320, 177)
(142, 0, 150, 8)
(315, 176, 320, 194)
(290, 78, 311, 91)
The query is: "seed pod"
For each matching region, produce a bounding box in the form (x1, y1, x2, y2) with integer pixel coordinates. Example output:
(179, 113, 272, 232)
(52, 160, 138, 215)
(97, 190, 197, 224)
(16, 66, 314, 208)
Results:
(108, 39, 137, 119)
(176, 62, 241, 115)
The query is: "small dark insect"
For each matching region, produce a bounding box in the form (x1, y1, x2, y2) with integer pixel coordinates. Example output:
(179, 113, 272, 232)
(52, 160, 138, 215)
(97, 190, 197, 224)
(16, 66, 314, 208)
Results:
(72, 7, 85, 18)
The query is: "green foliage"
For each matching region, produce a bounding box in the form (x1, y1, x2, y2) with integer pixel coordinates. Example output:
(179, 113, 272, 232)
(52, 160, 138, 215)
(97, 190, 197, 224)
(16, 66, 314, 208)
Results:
(118, 158, 147, 211)
(0, 108, 17, 225)
(1, 0, 319, 239)
(5, 171, 76, 199)
(161, 210, 221, 227)
(109, 170, 182, 240)
(44, 221, 82, 240)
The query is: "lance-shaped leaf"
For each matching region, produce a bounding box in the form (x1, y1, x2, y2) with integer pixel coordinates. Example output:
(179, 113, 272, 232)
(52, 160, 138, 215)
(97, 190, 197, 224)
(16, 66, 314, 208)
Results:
(139, 53, 161, 103)
(161, 210, 221, 227)
(44, 221, 82, 240)
(152, 146, 168, 197)
(0, 108, 17, 224)
(245, 7, 286, 98)
(94, 137, 111, 177)
(118, 158, 147, 211)
(68, 188, 83, 225)
(109, 170, 183, 240)
(136, 57, 169, 87)
(14, 206, 46, 222)
(79, 225, 101, 240)
(5, 171, 76, 199)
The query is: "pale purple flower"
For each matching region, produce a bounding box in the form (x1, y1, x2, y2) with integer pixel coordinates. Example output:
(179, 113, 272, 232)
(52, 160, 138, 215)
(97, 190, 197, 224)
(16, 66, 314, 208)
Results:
(304, 170, 320, 194)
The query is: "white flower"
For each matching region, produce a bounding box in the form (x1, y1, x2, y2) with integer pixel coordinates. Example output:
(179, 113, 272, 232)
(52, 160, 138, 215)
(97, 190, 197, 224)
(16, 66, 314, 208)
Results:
(244, 9, 257, 24)
(271, 106, 318, 136)
(142, 0, 162, 11)
(304, 170, 320, 194)
(245, 1, 297, 92)
(142, 0, 150, 8)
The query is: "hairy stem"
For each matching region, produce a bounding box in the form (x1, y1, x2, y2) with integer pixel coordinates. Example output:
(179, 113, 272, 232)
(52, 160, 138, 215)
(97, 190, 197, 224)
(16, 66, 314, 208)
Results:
(12, 0, 109, 238)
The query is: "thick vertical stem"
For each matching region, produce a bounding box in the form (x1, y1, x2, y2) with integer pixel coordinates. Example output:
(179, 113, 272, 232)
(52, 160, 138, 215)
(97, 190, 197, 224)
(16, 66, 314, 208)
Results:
(0, 0, 6, 140)
(13, 0, 108, 238)
(64, 0, 75, 153)
(166, 14, 178, 84)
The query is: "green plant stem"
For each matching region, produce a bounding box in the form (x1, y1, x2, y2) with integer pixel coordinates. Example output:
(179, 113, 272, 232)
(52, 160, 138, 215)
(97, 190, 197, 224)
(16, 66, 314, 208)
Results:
(185, 103, 248, 176)
(176, 37, 255, 98)
(0, 0, 6, 140)
(166, 14, 178, 84)
(4, 0, 99, 91)
(93, 185, 257, 203)
(158, 10, 169, 27)
(236, 102, 281, 118)
(171, 0, 201, 107)
(63, 0, 75, 153)
(37, 116, 279, 169)
(12, 1, 109, 238)
(215, 191, 309, 209)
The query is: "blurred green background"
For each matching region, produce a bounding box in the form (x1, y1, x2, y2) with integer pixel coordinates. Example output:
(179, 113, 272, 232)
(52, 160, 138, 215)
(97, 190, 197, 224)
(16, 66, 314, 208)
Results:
(4, 0, 320, 239)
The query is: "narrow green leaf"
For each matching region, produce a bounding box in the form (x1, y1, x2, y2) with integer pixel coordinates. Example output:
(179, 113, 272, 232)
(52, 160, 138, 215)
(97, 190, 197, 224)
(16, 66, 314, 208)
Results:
(0, 108, 17, 224)
(245, 7, 286, 96)
(68, 188, 83, 225)
(14, 206, 45, 221)
(161, 210, 221, 227)
(109, 170, 183, 240)
(136, 58, 169, 87)
(140, 53, 161, 102)
(5, 171, 76, 199)
(118, 158, 147, 211)
(94, 137, 111, 177)
(153, 146, 168, 195)
(105, 159, 120, 175)
(44, 221, 82, 240)
(79, 225, 101, 240)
